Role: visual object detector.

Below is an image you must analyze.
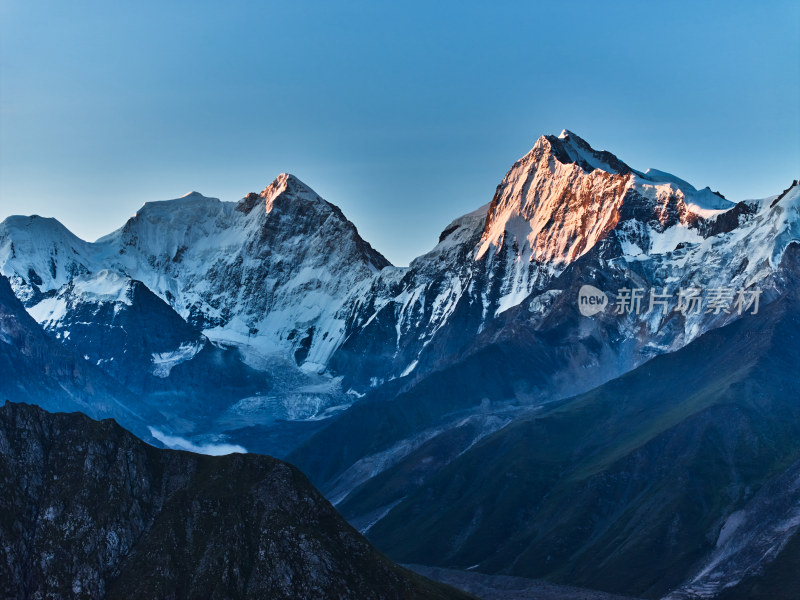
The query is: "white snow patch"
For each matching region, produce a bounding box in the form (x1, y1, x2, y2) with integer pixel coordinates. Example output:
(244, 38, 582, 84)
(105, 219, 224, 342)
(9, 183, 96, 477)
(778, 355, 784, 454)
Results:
(151, 341, 204, 378)
(649, 225, 705, 255)
(643, 168, 695, 190)
(148, 427, 246, 455)
(400, 360, 419, 377)
(28, 296, 68, 327)
(71, 270, 132, 304)
(716, 510, 746, 548)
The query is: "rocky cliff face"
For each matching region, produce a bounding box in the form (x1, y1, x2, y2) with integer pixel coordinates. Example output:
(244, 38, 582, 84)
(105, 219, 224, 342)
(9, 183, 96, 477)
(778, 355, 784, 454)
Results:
(0, 402, 471, 600)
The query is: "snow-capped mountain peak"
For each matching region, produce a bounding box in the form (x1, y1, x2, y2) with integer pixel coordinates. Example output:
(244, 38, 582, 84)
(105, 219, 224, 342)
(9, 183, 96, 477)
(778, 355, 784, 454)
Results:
(263, 172, 319, 210)
(0, 215, 95, 304)
(0, 135, 795, 399)
(109, 192, 228, 240)
(476, 131, 739, 266)
(476, 132, 632, 263)
(236, 173, 323, 216)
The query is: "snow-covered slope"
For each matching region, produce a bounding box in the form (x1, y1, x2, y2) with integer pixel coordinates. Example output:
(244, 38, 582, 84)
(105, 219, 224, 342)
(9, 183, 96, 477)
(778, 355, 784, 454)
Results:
(0, 215, 96, 305)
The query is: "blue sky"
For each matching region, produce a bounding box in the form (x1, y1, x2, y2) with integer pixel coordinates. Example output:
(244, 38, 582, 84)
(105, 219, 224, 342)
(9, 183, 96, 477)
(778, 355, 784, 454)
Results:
(1, 1, 798, 265)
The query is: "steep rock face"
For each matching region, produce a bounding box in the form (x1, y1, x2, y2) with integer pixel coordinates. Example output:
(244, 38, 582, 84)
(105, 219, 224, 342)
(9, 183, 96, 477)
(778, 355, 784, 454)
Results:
(0, 402, 471, 600)
(329, 204, 492, 388)
(477, 133, 633, 265)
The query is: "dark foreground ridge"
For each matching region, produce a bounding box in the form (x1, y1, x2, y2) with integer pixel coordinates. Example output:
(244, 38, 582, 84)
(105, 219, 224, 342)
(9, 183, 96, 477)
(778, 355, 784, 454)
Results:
(0, 402, 473, 600)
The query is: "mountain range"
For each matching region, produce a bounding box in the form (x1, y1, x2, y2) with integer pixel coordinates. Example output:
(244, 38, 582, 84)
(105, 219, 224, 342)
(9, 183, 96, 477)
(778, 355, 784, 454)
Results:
(1, 130, 798, 598)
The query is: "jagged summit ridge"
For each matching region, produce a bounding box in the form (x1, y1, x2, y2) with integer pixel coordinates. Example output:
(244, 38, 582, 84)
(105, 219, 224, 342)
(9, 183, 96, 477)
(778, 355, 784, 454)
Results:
(546, 129, 637, 175)
(262, 172, 318, 204)
(477, 133, 631, 263)
(236, 172, 322, 215)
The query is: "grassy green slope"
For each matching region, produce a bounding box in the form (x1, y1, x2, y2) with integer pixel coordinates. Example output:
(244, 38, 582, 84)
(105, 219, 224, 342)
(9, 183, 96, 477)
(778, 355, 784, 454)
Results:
(367, 294, 800, 598)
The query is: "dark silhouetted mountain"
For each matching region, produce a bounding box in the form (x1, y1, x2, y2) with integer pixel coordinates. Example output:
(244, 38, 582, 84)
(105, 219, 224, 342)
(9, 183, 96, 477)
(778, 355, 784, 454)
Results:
(0, 402, 473, 600)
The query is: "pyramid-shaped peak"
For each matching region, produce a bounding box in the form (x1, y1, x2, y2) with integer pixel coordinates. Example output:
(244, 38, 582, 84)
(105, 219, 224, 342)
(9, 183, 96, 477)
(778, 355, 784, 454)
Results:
(260, 173, 318, 202)
(236, 173, 327, 215)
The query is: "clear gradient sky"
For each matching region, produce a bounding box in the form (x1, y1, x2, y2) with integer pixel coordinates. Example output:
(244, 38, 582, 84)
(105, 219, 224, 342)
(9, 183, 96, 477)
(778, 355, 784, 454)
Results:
(1, 1, 798, 265)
